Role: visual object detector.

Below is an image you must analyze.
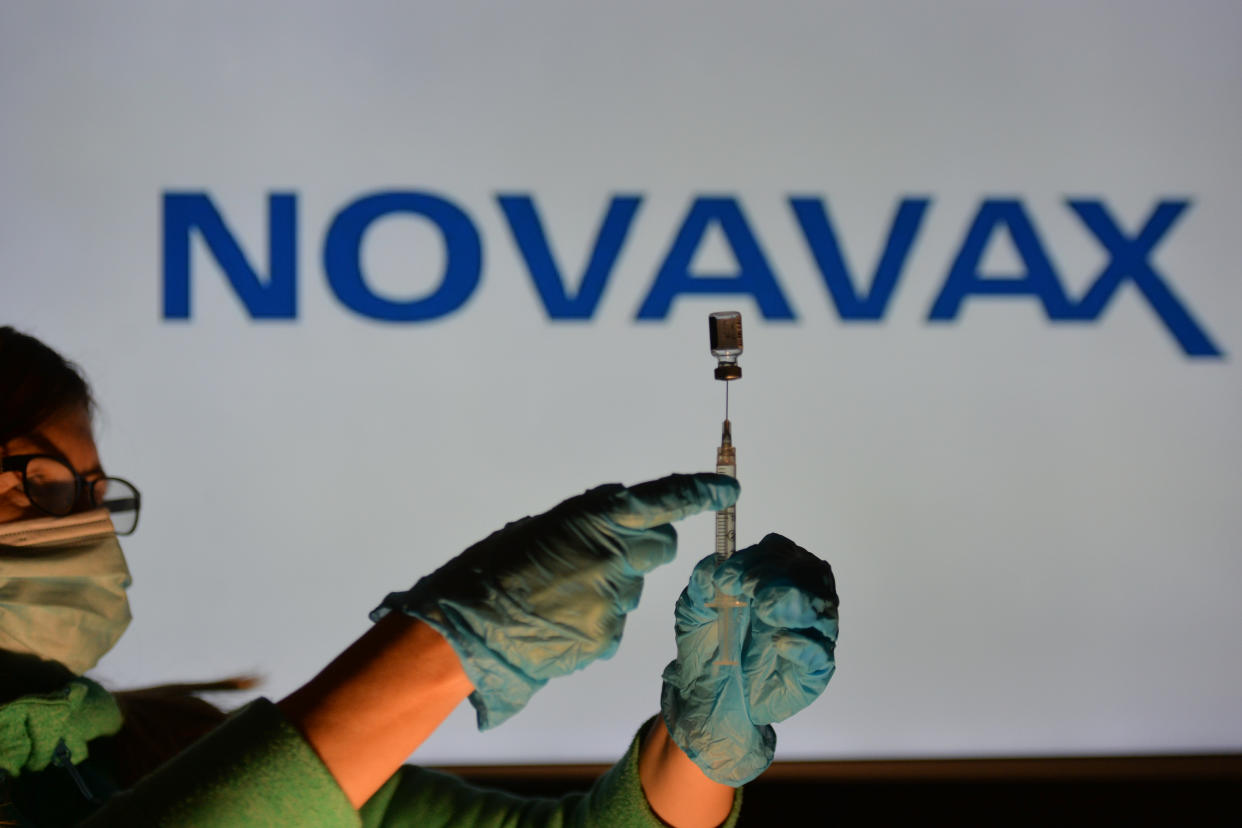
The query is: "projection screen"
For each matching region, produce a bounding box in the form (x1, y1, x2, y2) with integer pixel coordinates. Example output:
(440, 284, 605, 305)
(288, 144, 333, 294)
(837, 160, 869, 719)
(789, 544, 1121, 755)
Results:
(2, 0, 1240, 764)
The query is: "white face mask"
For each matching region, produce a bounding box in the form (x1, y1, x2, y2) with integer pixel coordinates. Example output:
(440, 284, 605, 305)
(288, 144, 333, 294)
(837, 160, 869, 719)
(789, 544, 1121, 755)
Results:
(0, 508, 132, 675)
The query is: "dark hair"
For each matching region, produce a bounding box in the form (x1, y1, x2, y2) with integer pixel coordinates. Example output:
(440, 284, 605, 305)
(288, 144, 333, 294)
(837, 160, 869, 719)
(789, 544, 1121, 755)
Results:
(0, 326, 95, 445)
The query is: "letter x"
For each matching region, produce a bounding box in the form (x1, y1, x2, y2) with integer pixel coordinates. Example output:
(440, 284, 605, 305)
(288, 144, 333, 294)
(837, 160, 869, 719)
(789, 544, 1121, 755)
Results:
(1069, 199, 1222, 357)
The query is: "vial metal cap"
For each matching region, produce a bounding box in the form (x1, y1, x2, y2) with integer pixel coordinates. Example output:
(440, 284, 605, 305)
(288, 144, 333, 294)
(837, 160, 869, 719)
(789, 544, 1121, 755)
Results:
(714, 363, 742, 380)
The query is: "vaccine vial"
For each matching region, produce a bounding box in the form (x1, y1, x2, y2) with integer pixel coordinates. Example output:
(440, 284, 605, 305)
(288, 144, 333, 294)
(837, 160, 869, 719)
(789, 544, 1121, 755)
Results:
(708, 311, 743, 380)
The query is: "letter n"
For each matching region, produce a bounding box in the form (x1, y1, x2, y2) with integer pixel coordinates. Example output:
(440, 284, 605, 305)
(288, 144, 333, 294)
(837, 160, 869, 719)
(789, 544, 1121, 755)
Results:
(162, 192, 297, 319)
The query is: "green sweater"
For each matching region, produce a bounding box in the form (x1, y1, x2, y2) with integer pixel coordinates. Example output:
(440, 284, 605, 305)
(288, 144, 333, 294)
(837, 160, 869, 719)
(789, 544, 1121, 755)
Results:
(0, 678, 741, 827)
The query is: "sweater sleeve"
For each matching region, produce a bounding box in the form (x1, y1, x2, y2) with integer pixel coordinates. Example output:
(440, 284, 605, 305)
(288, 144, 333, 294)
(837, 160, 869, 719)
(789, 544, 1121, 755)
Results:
(80, 698, 359, 828)
(358, 718, 743, 828)
(82, 700, 742, 828)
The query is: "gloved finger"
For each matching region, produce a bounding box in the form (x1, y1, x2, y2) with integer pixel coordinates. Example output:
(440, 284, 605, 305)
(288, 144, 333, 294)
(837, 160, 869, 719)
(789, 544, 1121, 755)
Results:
(612, 572, 645, 614)
(670, 597, 726, 678)
(719, 534, 837, 607)
(597, 614, 625, 661)
(685, 551, 722, 608)
(621, 523, 679, 575)
(752, 583, 839, 641)
(769, 626, 836, 675)
(604, 473, 740, 531)
(746, 629, 836, 724)
(674, 581, 719, 636)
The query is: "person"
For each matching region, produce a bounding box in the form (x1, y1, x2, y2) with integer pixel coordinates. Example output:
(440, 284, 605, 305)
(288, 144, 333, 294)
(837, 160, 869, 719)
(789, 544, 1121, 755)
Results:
(0, 326, 839, 827)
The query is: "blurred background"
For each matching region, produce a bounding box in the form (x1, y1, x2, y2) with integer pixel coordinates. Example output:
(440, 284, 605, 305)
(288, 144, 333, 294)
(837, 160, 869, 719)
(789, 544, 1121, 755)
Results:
(2, 1, 1239, 816)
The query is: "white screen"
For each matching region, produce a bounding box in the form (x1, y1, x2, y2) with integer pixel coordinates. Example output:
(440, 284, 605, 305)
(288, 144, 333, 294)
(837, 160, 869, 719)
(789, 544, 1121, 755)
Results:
(2, 0, 1240, 764)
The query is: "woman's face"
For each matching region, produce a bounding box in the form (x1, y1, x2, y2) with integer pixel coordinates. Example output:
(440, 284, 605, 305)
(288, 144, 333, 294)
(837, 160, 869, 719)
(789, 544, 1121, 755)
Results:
(0, 405, 102, 524)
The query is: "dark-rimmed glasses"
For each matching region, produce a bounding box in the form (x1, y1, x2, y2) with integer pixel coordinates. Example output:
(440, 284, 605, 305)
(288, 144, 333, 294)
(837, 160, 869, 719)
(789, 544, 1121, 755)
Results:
(1, 454, 141, 535)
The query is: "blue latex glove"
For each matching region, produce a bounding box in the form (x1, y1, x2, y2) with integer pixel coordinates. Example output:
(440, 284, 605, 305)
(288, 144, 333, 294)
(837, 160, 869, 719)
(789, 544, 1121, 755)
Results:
(373, 472, 739, 730)
(660, 533, 838, 785)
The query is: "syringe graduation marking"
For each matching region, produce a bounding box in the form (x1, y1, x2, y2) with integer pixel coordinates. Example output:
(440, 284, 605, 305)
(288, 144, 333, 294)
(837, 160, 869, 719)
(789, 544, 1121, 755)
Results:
(714, 418, 736, 564)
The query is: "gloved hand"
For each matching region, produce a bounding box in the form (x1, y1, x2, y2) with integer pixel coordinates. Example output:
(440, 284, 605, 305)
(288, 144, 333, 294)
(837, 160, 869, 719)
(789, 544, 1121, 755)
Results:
(660, 533, 838, 785)
(373, 472, 739, 730)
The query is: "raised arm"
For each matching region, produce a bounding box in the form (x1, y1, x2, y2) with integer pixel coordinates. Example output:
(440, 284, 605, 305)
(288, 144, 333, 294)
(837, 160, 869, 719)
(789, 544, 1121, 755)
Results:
(278, 613, 473, 807)
(87, 474, 748, 826)
(283, 472, 739, 807)
(638, 717, 735, 828)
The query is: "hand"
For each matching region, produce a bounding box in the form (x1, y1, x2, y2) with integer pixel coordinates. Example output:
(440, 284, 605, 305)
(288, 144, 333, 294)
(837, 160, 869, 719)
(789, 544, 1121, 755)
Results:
(660, 533, 838, 785)
(373, 472, 739, 729)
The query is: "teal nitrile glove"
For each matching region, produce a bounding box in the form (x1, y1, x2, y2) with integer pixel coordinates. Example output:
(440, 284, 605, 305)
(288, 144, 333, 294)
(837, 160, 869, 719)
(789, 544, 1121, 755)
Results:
(372, 472, 739, 730)
(660, 533, 838, 786)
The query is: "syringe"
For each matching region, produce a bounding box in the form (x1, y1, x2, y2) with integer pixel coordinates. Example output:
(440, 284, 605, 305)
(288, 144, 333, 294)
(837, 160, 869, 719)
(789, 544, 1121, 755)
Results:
(707, 311, 747, 668)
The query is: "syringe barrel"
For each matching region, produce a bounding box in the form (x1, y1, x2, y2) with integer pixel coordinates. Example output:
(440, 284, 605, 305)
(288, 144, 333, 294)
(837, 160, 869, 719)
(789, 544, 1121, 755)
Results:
(714, 451, 736, 564)
(712, 422, 743, 666)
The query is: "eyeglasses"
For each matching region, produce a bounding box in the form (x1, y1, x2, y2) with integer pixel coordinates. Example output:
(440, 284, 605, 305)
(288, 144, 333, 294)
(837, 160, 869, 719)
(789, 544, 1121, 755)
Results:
(1, 454, 141, 536)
